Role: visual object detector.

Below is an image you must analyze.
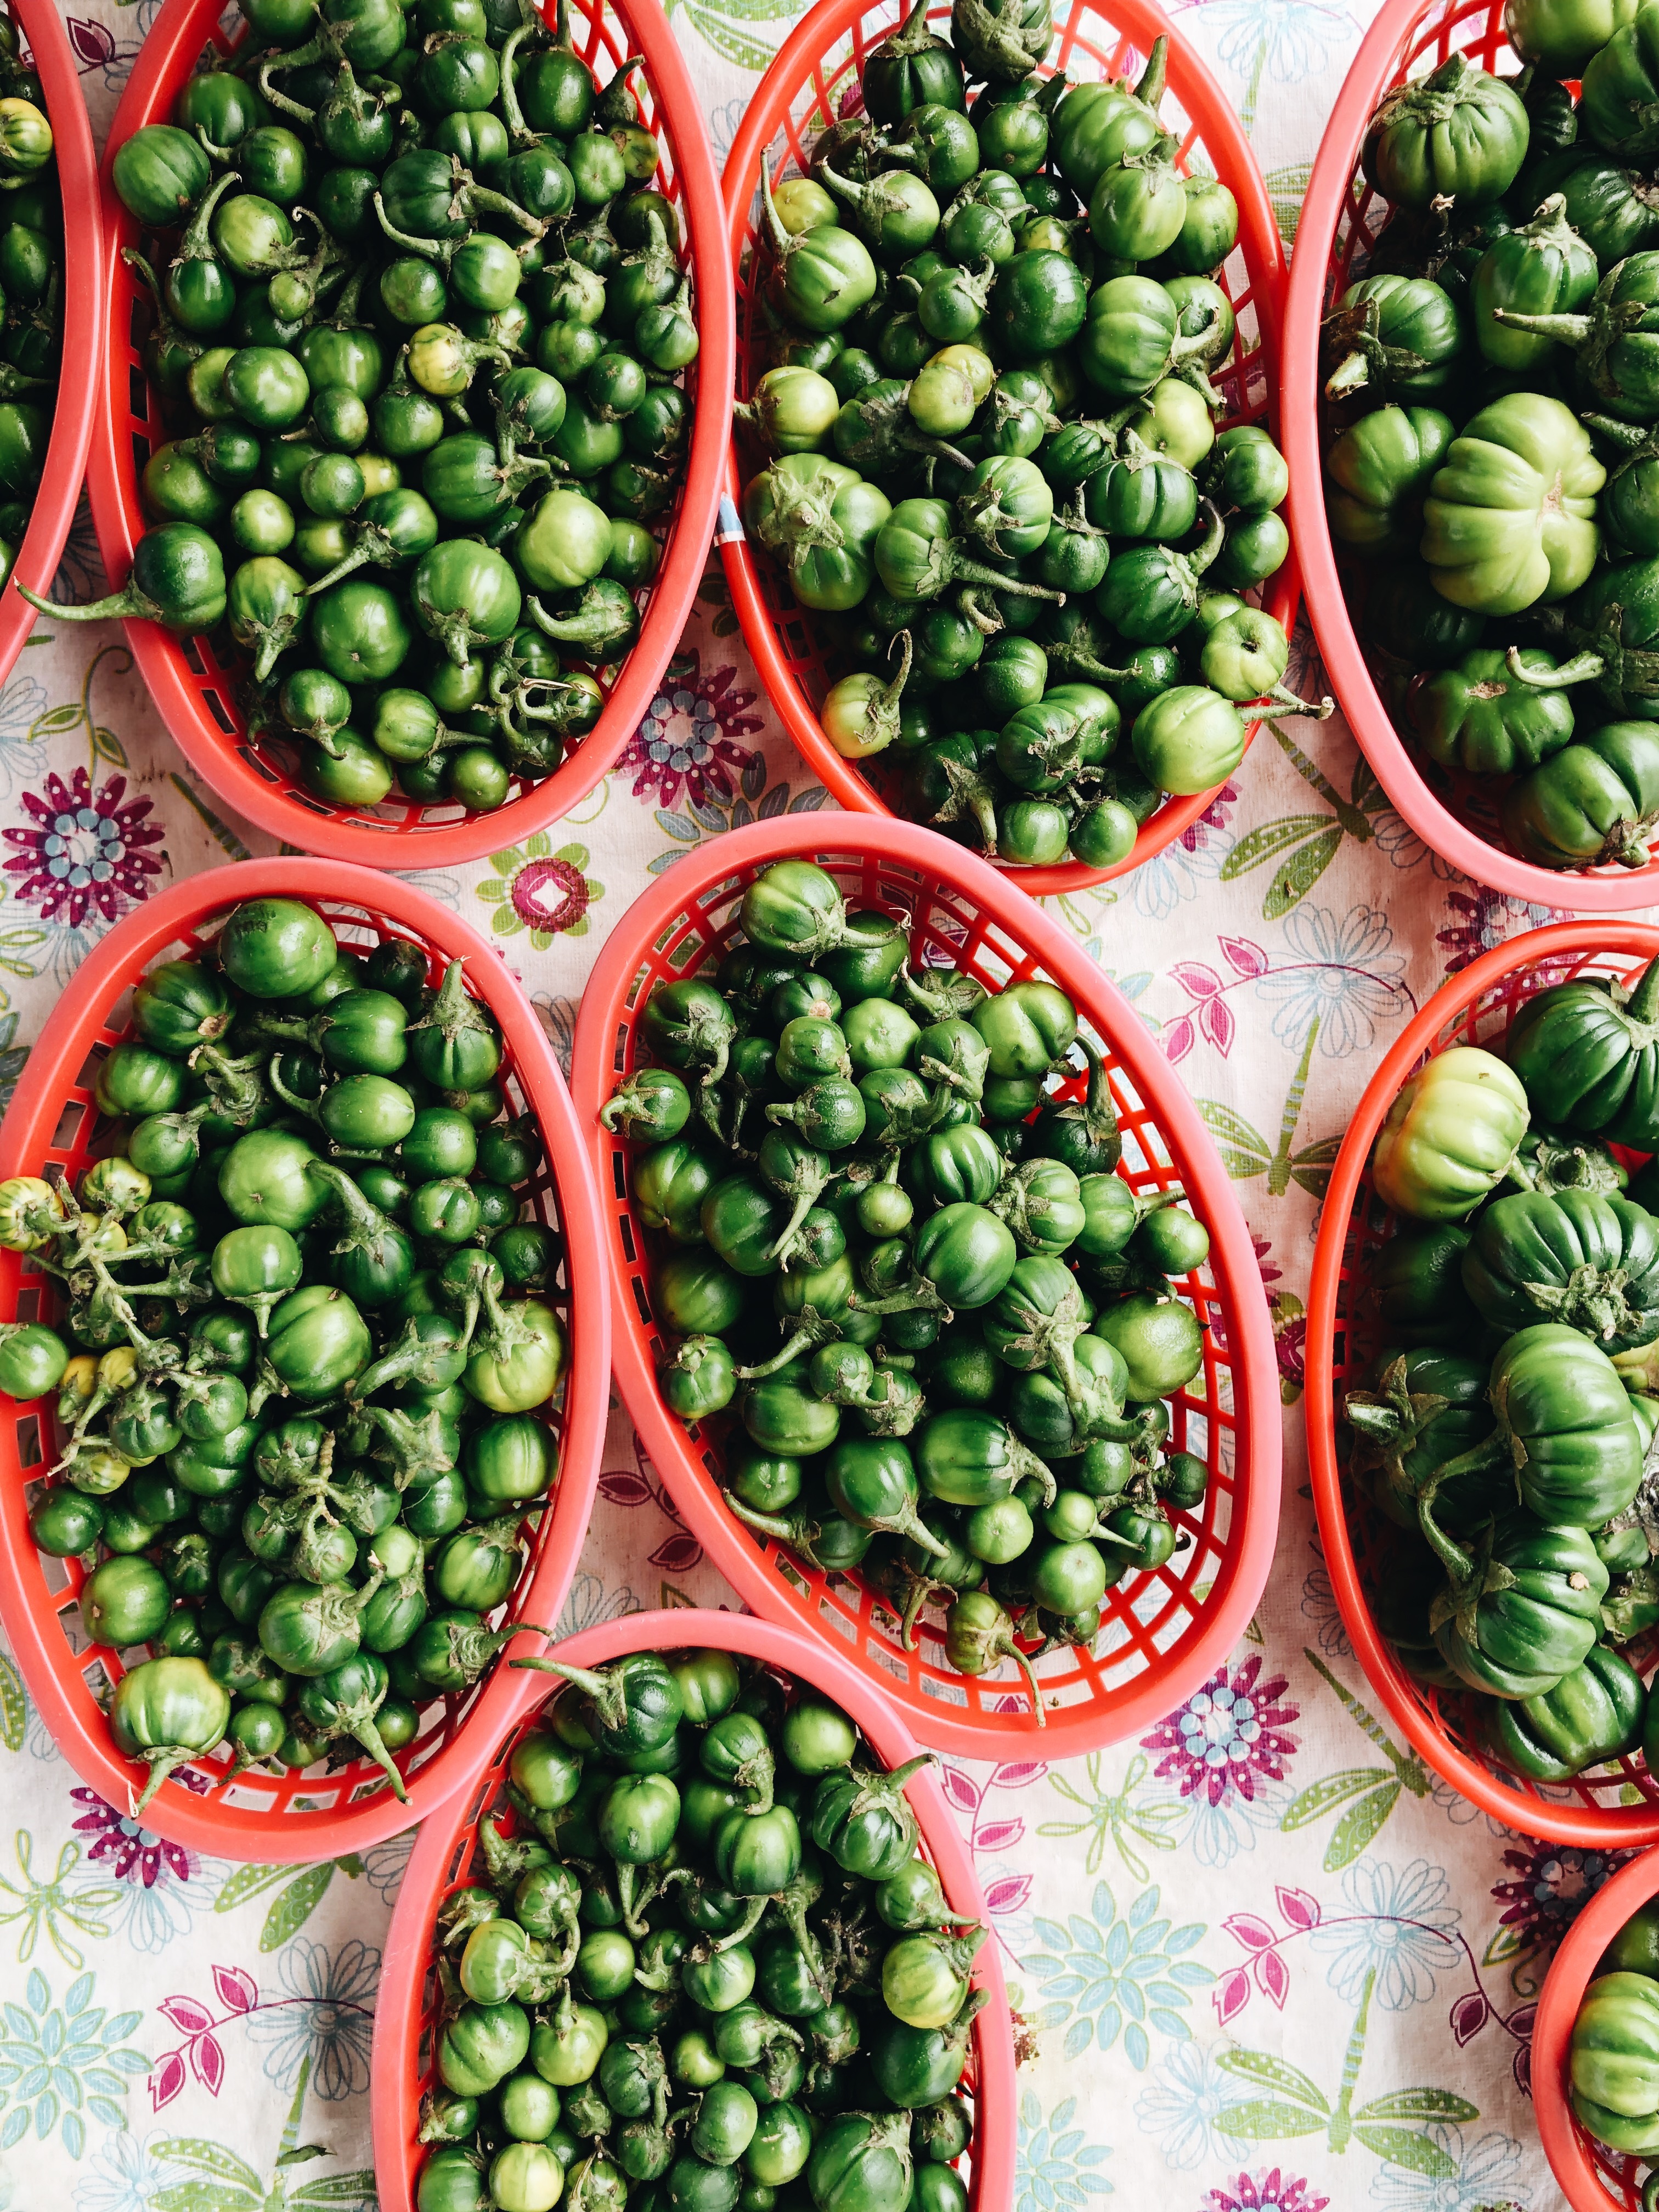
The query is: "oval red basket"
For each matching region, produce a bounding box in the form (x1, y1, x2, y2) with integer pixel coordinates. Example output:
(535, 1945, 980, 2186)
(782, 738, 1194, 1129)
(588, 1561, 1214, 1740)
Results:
(1307, 922, 1659, 1847)
(371, 1606, 1017, 2212)
(720, 0, 1299, 896)
(1281, 0, 1659, 910)
(0, 0, 103, 687)
(1534, 1846, 1659, 2211)
(87, 0, 733, 868)
(0, 859, 609, 1860)
(569, 814, 1281, 1758)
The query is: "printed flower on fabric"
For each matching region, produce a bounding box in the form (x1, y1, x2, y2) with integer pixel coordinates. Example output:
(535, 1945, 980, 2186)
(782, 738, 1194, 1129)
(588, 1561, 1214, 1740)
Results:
(1141, 1656, 1300, 1866)
(620, 649, 763, 812)
(1026, 1876, 1212, 2068)
(244, 1937, 376, 2102)
(73, 2125, 174, 2212)
(1252, 903, 1409, 1059)
(1310, 1857, 1461, 2013)
(1367, 2123, 1526, 2210)
(70, 1788, 208, 1954)
(1211, 2172, 1330, 2212)
(1014, 2091, 1114, 2212)
(1492, 1840, 1633, 1961)
(1437, 883, 1567, 975)
(1135, 2038, 1250, 2173)
(557, 1569, 642, 1639)
(0, 1966, 146, 2159)
(476, 836, 604, 947)
(3, 769, 164, 932)
(1127, 782, 1238, 924)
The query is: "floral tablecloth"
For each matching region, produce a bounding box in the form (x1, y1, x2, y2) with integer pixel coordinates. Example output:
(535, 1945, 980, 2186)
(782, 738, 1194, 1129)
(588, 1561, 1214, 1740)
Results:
(0, 4, 1615, 2209)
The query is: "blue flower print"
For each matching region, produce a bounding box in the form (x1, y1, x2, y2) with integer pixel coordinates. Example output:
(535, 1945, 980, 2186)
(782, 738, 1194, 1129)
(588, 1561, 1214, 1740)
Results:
(1182, 0, 1355, 134)
(68, 1789, 215, 1956)
(0, 1967, 146, 2159)
(74, 2127, 173, 2212)
(244, 1938, 377, 2102)
(1309, 1858, 1461, 2013)
(1016, 2091, 1114, 2210)
(1135, 2038, 1250, 2172)
(1026, 1877, 1212, 2068)
(1252, 904, 1410, 1058)
(1126, 786, 1238, 923)
(1367, 2124, 1530, 2210)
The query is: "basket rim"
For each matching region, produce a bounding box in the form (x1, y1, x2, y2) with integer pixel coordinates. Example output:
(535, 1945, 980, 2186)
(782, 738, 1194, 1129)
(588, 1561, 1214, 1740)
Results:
(568, 812, 1283, 1757)
(0, 858, 611, 1861)
(1280, 0, 1659, 911)
(0, 0, 105, 690)
(370, 1606, 1018, 2212)
(718, 0, 1298, 896)
(85, 0, 734, 869)
(1534, 1843, 1659, 2211)
(1304, 918, 1659, 1846)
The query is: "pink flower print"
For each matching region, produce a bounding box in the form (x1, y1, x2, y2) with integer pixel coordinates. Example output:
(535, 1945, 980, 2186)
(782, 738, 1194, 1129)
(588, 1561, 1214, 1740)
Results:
(4, 769, 163, 929)
(70, 1787, 194, 1888)
(623, 651, 764, 811)
(1209, 2172, 1330, 2212)
(1142, 1656, 1301, 1809)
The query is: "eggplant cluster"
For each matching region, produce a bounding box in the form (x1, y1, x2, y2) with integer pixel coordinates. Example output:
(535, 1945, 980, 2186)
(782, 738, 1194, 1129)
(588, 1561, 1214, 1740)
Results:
(737, 1, 1307, 874)
(9, 894, 567, 1814)
(57, 0, 698, 816)
(605, 857, 1218, 1717)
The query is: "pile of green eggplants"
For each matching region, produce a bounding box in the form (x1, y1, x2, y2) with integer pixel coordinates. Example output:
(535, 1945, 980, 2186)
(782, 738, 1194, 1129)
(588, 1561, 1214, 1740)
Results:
(1570, 1892, 1659, 2170)
(603, 857, 1215, 1718)
(1342, 950, 1659, 1784)
(1317, 3, 1659, 872)
(41, 0, 698, 815)
(8, 895, 570, 1813)
(417, 1643, 982, 2212)
(0, 27, 60, 589)
(735, 1, 1312, 874)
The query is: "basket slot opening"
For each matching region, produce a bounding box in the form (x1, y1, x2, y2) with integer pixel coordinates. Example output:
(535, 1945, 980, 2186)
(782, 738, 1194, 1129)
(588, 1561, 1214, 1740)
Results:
(53, 1097, 86, 1148)
(15, 1410, 39, 1467)
(205, 686, 235, 735)
(179, 635, 206, 677)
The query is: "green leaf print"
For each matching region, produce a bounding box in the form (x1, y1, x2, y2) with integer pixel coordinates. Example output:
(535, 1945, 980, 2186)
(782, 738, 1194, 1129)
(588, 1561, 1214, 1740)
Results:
(214, 1863, 293, 1914)
(262, 1864, 339, 1950)
(0, 1651, 25, 1752)
(1220, 2099, 1330, 2140)
(1350, 2125, 1458, 2175)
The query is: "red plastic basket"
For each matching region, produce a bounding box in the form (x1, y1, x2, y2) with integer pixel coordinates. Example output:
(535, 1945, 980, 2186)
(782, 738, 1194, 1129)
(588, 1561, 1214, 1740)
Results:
(1281, 0, 1659, 910)
(0, 860, 610, 1860)
(720, 0, 1299, 896)
(371, 1607, 1017, 2212)
(569, 814, 1281, 1757)
(1307, 923, 1659, 1847)
(87, 0, 733, 868)
(1533, 1845, 1659, 2210)
(0, 0, 103, 688)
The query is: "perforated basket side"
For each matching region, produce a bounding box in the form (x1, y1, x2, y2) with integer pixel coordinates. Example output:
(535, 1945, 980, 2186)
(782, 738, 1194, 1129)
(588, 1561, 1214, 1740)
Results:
(0, 0, 104, 687)
(1533, 1844, 1659, 2211)
(371, 1609, 1017, 2212)
(1306, 922, 1659, 1846)
(88, 0, 732, 867)
(1281, 0, 1659, 909)
(720, 0, 1299, 895)
(571, 814, 1280, 1758)
(0, 861, 608, 1861)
